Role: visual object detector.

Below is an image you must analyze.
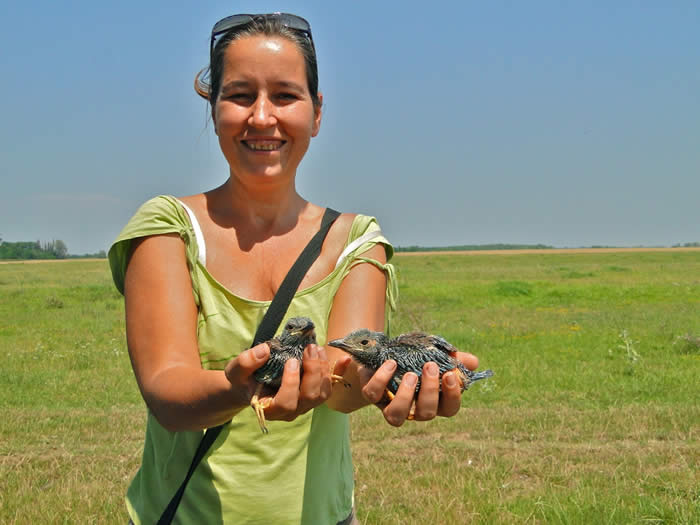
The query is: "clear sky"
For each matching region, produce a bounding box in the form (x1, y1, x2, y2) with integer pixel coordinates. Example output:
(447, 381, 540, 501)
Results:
(1, 1, 698, 254)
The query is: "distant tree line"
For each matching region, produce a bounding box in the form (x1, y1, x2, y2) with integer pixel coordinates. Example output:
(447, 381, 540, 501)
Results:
(0, 239, 69, 260)
(395, 243, 554, 252)
(395, 242, 700, 252)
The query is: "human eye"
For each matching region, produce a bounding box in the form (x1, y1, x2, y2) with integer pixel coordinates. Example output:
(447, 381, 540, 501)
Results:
(224, 91, 254, 104)
(275, 92, 299, 103)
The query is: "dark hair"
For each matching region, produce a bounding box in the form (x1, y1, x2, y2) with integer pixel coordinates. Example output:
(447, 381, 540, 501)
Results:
(194, 17, 320, 110)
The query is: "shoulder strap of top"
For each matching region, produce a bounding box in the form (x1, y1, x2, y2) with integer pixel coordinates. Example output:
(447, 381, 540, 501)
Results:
(176, 199, 206, 266)
(334, 230, 382, 270)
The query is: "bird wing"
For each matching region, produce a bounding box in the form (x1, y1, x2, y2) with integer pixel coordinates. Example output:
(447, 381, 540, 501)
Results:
(425, 334, 459, 354)
(393, 333, 458, 355)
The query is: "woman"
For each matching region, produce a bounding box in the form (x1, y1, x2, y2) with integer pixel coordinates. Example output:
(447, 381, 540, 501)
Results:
(109, 13, 480, 524)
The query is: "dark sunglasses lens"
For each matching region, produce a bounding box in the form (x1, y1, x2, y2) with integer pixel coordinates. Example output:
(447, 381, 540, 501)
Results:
(276, 13, 311, 33)
(212, 14, 253, 36)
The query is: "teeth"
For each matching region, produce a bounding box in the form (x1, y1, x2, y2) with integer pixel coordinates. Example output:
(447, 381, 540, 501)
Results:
(246, 141, 282, 151)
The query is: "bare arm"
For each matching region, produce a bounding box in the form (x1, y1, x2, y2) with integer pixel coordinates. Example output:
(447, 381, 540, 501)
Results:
(124, 234, 258, 430)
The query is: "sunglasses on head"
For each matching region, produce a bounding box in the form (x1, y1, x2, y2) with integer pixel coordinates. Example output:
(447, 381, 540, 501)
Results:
(210, 12, 314, 56)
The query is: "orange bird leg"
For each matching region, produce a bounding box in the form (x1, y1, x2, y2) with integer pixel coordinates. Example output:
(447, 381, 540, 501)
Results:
(250, 383, 270, 435)
(330, 360, 351, 388)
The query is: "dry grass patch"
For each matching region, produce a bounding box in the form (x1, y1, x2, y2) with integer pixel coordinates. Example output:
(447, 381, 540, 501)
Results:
(351, 405, 699, 524)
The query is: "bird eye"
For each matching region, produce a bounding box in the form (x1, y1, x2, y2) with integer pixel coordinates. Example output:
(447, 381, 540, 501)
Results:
(361, 339, 369, 346)
(286, 323, 293, 330)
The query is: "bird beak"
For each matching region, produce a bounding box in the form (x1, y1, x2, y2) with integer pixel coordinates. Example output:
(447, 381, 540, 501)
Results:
(295, 325, 316, 338)
(328, 337, 347, 350)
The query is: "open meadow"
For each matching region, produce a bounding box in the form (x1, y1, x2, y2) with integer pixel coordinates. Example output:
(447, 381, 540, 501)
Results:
(0, 251, 698, 524)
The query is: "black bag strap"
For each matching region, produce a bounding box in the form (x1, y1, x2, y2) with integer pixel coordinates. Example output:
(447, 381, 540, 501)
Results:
(157, 208, 340, 525)
(251, 207, 341, 346)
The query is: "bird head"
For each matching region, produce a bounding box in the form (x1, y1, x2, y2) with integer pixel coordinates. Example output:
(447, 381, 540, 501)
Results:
(329, 329, 388, 365)
(278, 317, 316, 346)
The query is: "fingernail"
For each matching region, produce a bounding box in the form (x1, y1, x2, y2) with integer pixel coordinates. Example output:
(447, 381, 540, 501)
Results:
(385, 360, 397, 372)
(404, 373, 418, 388)
(254, 345, 267, 359)
(444, 372, 456, 387)
(288, 358, 299, 371)
(426, 362, 438, 377)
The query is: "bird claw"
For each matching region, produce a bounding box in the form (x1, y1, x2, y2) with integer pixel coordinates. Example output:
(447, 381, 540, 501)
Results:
(407, 402, 416, 421)
(251, 384, 270, 434)
(330, 360, 351, 388)
(331, 374, 351, 388)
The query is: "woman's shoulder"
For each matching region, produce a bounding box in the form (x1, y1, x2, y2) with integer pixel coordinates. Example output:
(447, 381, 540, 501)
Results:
(108, 195, 197, 294)
(335, 212, 386, 242)
(324, 210, 392, 262)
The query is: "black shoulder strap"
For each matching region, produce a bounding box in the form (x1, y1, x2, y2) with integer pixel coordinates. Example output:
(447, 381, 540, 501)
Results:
(157, 208, 340, 525)
(251, 207, 341, 346)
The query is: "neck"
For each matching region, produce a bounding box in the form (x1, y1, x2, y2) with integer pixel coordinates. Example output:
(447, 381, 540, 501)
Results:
(214, 176, 308, 234)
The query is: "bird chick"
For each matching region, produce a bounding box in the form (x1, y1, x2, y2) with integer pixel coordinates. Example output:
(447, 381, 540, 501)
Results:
(251, 316, 348, 434)
(251, 317, 317, 434)
(329, 329, 493, 401)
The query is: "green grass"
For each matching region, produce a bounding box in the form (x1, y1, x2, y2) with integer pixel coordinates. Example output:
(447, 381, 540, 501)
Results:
(1, 252, 698, 523)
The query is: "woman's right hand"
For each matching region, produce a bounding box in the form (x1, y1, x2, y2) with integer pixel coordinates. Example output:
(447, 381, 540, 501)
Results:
(223, 342, 273, 407)
(224, 343, 349, 423)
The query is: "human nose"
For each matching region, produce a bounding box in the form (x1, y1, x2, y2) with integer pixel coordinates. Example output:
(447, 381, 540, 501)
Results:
(249, 95, 276, 128)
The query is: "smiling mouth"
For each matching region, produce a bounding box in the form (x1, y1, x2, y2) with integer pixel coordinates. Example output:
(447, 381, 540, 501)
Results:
(242, 140, 286, 151)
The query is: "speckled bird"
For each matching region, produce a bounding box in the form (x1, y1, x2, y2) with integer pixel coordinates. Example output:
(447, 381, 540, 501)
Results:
(251, 316, 317, 434)
(329, 329, 493, 399)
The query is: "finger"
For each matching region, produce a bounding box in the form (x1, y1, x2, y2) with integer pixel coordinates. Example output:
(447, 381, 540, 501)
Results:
(224, 343, 270, 385)
(361, 360, 397, 404)
(382, 372, 418, 427)
(267, 358, 301, 419)
(332, 355, 352, 377)
(315, 344, 328, 362)
(412, 362, 440, 421)
(298, 345, 328, 412)
(454, 351, 479, 371)
(437, 371, 462, 417)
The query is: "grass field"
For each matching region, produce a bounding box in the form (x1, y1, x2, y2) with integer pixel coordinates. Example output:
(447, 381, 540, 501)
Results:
(0, 251, 698, 523)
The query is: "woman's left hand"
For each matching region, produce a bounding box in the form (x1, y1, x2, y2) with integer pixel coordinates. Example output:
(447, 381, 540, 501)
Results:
(358, 351, 479, 426)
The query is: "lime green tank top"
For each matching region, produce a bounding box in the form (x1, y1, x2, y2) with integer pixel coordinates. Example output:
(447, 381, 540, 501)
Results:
(109, 195, 397, 524)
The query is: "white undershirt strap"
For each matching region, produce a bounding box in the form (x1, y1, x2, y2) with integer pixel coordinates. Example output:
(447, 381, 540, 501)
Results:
(177, 199, 207, 266)
(176, 200, 380, 270)
(334, 230, 382, 270)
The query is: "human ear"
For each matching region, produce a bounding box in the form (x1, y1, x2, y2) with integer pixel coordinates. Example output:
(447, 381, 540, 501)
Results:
(311, 92, 323, 137)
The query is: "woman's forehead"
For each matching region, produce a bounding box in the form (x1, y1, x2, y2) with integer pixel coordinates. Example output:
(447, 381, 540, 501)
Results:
(223, 35, 304, 64)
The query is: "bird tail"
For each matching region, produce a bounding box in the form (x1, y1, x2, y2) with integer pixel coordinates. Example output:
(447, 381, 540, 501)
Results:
(469, 369, 494, 384)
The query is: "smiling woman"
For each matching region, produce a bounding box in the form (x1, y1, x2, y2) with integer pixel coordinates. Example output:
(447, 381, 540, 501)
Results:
(107, 12, 482, 525)
(211, 35, 321, 182)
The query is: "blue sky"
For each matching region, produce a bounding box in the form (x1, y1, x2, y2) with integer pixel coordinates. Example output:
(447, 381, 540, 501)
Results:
(1, 1, 698, 254)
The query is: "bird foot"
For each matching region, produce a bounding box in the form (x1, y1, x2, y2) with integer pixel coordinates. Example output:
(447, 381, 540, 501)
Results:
(407, 402, 416, 421)
(330, 361, 351, 388)
(331, 374, 351, 388)
(251, 384, 271, 434)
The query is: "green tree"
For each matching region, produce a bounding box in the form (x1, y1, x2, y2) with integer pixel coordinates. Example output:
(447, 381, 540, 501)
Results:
(53, 240, 68, 259)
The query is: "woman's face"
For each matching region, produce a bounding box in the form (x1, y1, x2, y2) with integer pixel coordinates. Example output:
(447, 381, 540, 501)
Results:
(213, 35, 322, 183)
